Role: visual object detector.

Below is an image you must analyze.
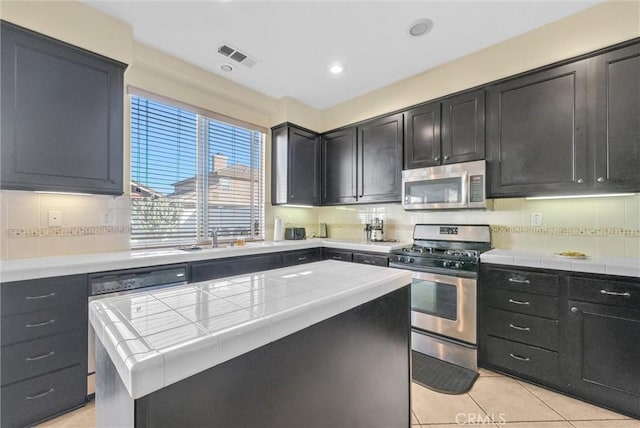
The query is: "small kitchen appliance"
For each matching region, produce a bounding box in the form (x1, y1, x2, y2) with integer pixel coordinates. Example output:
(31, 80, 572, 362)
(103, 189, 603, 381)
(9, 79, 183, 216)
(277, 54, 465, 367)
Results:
(389, 224, 491, 370)
(284, 227, 306, 240)
(370, 218, 384, 242)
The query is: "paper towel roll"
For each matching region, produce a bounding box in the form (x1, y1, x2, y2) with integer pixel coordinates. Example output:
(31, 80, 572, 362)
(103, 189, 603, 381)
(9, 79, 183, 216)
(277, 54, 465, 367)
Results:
(274, 217, 284, 241)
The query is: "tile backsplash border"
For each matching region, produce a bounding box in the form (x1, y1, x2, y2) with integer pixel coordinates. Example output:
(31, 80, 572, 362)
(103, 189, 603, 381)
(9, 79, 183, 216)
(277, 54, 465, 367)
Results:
(7, 226, 130, 238)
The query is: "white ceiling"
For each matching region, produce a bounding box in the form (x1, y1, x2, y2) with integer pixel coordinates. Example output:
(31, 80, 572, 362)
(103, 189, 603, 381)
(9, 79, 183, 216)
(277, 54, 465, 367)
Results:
(84, 0, 603, 110)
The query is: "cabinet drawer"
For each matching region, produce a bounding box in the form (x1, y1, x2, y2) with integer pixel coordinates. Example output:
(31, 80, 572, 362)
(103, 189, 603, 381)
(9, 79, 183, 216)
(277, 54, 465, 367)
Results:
(191, 254, 283, 282)
(485, 288, 559, 319)
(1, 275, 87, 316)
(569, 276, 640, 310)
(353, 253, 389, 267)
(1, 365, 86, 428)
(282, 248, 322, 267)
(482, 267, 559, 296)
(1, 330, 85, 386)
(1, 304, 86, 346)
(484, 335, 559, 382)
(485, 308, 559, 350)
(322, 249, 353, 262)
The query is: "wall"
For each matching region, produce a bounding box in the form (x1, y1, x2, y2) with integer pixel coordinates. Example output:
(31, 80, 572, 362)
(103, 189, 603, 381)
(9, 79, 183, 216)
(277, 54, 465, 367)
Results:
(309, 195, 640, 258)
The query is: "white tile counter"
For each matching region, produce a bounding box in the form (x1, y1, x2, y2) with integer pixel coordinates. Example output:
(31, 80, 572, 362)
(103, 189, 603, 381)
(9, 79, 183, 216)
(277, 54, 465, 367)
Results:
(0, 239, 407, 282)
(481, 249, 640, 278)
(89, 260, 411, 399)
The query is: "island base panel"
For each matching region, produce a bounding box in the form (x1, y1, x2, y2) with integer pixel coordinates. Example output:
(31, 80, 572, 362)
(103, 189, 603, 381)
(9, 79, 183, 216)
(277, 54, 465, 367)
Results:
(96, 339, 134, 427)
(126, 286, 410, 428)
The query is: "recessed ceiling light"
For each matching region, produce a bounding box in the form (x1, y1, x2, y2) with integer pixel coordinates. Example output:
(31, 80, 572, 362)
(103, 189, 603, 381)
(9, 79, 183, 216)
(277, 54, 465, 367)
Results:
(220, 63, 233, 72)
(330, 64, 343, 74)
(409, 18, 434, 37)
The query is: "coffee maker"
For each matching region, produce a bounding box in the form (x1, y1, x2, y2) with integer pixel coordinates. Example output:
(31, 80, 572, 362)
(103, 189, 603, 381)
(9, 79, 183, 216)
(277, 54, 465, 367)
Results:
(370, 218, 384, 242)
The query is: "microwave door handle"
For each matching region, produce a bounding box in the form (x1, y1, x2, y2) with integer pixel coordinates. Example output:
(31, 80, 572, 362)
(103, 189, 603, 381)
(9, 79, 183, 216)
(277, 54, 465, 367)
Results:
(462, 171, 470, 208)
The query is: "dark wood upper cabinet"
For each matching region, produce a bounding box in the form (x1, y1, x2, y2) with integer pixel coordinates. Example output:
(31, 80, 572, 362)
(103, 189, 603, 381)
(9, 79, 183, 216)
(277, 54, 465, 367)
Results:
(358, 113, 403, 203)
(404, 90, 484, 170)
(486, 61, 589, 197)
(404, 101, 441, 169)
(441, 89, 486, 165)
(321, 127, 357, 204)
(271, 123, 320, 205)
(588, 43, 640, 192)
(0, 21, 126, 195)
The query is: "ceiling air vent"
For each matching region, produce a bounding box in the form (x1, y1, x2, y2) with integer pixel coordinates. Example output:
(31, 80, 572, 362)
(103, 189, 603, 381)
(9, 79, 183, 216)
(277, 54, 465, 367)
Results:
(217, 44, 258, 68)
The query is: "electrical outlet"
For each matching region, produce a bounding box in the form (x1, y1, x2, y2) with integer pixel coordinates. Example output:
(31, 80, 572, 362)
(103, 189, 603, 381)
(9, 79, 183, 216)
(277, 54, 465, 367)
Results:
(48, 210, 62, 227)
(530, 212, 543, 226)
(101, 210, 115, 226)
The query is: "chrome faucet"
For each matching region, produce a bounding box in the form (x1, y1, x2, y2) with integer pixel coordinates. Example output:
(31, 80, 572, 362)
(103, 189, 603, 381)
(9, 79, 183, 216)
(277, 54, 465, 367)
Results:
(210, 227, 219, 248)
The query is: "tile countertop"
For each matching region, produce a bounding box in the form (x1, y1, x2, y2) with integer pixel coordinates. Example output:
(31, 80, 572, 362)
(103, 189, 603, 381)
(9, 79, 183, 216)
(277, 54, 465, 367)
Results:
(0, 239, 408, 283)
(481, 249, 640, 278)
(89, 260, 412, 399)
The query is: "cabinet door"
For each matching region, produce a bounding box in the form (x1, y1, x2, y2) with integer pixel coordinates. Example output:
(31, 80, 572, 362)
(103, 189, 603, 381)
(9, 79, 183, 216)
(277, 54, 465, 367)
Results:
(358, 113, 403, 203)
(271, 124, 320, 205)
(321, 127, 357, 204)
(567, 300, 640, 418)
(441, 90, 485, 165)
(589, 43, 640, 192)
(0, 22, 125, 195)
(404, 102, 441, 169)
(486, 61, 588, 197)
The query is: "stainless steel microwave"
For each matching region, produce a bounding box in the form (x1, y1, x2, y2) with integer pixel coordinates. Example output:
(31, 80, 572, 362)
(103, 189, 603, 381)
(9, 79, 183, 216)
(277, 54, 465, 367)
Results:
(401, 160, 491, 210)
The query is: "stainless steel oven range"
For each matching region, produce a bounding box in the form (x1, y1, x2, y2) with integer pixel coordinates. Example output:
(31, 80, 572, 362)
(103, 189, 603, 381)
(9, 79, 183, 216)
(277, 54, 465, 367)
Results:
(86, 264, 188, 397)
(389, 224, 491, 371)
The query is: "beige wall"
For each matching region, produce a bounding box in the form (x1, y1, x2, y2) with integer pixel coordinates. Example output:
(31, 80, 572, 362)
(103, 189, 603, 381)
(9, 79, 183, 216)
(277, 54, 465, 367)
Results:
(1, 0, 639, 259)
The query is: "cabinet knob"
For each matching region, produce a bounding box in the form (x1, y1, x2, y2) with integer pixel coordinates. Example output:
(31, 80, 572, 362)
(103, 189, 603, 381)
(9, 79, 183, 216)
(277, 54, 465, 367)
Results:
(576, 178, 584, 184)
(444, 155, 450, 160)
(434, 157, 440, 162)
(597, 177, 606, 183)
(570, 307, 579, 314)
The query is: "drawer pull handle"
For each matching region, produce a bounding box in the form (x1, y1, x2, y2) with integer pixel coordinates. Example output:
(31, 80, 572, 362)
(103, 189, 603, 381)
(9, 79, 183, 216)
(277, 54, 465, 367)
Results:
(508, 298, 530, 306)
(509, 353, 530, 362)
(509, 323, 531, 332)
(25, 292, 56, 300)
(26, 388, 55, 400)
(26, 351, 55, 362)
(600, 290, 631, 297)
(508, 278, 530, 284)
(26, 319, 55, 328)
(297, 256, 307, 261)
(332, 256, 343, 260)
(363, 260, 373, 264)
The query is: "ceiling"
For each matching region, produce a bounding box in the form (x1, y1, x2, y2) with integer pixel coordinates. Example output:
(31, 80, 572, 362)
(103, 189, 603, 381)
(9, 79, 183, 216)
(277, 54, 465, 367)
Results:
(84, 1, 603, 110)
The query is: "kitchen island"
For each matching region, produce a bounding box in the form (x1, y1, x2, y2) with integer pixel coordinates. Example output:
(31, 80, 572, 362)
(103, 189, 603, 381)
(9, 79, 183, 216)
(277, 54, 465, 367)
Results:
(89, 260, 412, 428)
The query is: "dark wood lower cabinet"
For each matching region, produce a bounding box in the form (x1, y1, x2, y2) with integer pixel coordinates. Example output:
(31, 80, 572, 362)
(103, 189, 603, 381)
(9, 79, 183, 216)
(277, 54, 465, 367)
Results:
(480, 264, 640, 419)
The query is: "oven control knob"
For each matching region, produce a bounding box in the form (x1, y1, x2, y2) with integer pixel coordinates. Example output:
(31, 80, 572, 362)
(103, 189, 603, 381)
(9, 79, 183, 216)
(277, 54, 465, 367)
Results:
(408, 257, 414, 263)
(454, 261, 463, 269)
(398, 256, 405, 263)
(443, 261, 450, 268)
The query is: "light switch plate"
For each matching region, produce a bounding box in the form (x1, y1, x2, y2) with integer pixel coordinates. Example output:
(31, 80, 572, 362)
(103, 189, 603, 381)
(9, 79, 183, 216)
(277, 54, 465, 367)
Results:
(101, 210, 115, 226)
(530, 212, 543, 226)
(48, 210, 62, 227)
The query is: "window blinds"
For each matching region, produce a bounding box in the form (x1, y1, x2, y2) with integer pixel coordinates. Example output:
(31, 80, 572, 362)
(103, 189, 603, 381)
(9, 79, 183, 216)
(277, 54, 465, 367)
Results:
(130, 95, 265, 247)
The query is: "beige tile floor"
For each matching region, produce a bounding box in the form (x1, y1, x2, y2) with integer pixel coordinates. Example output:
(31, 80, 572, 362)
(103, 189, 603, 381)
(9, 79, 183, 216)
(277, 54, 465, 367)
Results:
(39, 369, 639, 427)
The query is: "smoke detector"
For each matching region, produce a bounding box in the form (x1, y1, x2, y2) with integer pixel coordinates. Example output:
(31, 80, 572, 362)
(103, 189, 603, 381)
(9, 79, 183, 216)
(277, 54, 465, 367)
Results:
(217, 43, 259, 68)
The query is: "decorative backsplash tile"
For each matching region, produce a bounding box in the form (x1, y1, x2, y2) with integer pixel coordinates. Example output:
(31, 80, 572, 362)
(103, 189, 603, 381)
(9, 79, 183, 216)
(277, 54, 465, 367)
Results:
(7, 226, 130, 238)
(490, 225, 639, 237)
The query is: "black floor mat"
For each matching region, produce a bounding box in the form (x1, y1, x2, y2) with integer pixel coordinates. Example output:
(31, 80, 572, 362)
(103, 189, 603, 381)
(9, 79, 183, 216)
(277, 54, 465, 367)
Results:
(411, 351, 479, 395)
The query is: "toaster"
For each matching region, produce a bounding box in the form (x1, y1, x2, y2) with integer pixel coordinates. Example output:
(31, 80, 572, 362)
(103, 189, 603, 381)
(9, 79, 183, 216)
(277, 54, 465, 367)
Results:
(284, 227, 306, 240)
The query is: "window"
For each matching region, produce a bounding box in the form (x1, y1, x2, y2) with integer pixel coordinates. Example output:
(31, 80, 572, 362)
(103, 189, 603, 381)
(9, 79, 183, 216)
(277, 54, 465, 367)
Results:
(130, 95, 265, 247)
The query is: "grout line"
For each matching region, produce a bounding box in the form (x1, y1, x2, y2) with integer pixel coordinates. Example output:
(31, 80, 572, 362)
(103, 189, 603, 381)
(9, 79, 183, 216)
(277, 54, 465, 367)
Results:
(516, 379, 568, 422)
